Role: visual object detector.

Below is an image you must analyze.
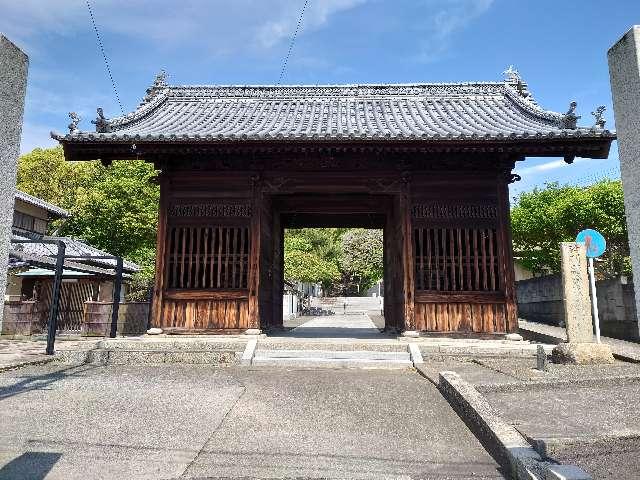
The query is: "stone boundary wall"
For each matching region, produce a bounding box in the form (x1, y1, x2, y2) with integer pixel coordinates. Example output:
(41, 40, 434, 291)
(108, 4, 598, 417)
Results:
(1, 299, 38, 335)
(1, 301, 151, 337)
(516, 275, 639, 341)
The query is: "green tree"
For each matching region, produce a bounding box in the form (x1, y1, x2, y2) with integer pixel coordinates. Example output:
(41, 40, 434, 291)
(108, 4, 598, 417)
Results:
(61, 160, 159, 265)
(17, 147, 160, 299)
(16, 146, 100, 215)
(283, 229, 341, 289)
(340, 229, 383, 293)
(511, 180, 629, 278)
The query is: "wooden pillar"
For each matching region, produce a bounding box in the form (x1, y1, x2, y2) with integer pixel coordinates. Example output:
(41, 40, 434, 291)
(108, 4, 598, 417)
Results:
(497, 171, 518, 332)
(248, 175, 261, 330)
(151, 172, 168, 329)
(400, 174, 416, 332)
(271, 211, 284, 329)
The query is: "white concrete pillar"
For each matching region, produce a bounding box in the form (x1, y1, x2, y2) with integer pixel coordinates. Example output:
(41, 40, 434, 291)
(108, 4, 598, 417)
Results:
(0, 35, 29, 331)
(609, 26, 640, 337)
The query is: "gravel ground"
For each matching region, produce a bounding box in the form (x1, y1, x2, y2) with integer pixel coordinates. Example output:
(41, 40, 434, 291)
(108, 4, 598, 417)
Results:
(0, 363, 505, 479)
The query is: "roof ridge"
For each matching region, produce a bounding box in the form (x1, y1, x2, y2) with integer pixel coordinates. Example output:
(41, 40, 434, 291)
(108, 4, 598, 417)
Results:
(15, 190, 70, 218)
(107, 81, 516, 129)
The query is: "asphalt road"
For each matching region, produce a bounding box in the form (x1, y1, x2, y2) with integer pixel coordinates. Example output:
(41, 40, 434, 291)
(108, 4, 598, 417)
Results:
(0, 363, 505, 479)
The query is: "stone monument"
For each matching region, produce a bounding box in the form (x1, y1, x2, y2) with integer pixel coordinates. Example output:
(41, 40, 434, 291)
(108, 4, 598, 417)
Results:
(0, 35, 29, 331)
(552, 243, 614, 364)
(609, 26, 640, 337)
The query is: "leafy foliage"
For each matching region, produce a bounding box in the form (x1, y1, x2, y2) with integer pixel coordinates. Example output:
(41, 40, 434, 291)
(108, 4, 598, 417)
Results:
(17, 147, 159, 299)
(284, 228, 383, 294)
(511, 180, 629, 278)
(284, 229, 342, 289)
(340, 229, 383, 293)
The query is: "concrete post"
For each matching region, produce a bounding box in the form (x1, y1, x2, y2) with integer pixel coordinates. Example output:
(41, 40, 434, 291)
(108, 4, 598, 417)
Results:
(609, 26, 640, 338)
(0, 35, 29, 331)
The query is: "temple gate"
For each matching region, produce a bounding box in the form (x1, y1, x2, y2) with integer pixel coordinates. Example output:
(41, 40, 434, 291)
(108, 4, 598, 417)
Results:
(54, 71, 614, 336)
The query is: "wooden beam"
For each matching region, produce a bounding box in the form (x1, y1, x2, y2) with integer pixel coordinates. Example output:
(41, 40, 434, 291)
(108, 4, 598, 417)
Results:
(400, 176, 415, 331)
(151, 173, 168, 328)
(496, 170, 518, 332)
(248, 176, 261, 329)
(164, 289, 248, 300)
(415, 291, 505, 303)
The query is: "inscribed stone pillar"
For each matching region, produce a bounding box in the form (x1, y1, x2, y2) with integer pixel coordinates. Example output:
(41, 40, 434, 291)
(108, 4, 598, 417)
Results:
(560, 243, 593, 343)
(553, 243, 613, 364)
(0, 36, 29, 331)
(609, 26, 640, 337)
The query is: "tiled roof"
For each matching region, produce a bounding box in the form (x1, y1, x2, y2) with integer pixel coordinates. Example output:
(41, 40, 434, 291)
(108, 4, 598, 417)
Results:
(11, 234, 140, 273)
(52, 74, 614, 144)
(15, 190, 69, 218)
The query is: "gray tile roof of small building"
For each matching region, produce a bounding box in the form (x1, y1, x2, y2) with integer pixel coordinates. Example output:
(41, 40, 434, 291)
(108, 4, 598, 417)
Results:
(11, 234, 140, 273)
(15, 190, 69, 218)
(52, 71, 615, 144)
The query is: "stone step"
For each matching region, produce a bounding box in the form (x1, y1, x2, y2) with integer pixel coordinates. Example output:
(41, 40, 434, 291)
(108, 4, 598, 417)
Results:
(259, 341, 407, 352)
(96, 338, 248, 351)
(57, 348, 241, 365)
(252, 356, 413, 369)
(254, 349, 410, 361)
(252, 348, 413, 369)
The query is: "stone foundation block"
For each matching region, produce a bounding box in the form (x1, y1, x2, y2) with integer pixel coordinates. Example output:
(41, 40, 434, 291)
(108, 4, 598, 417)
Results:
(552, 342, 614, 365)
(544, 464, 592, 480)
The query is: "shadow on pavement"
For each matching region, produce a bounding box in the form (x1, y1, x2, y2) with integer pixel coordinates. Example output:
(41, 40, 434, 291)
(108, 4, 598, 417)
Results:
(0, 452, 62, 480)
(0, 364, 98, 401)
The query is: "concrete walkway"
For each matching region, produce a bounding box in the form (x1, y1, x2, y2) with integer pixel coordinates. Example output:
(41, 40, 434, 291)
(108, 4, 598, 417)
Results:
(0, 338, 100, 372)
(281, 313, 386, 339)
(0, 364, 506, 479)
(518, 319, 640, 362)
(0, 339, 53, 371)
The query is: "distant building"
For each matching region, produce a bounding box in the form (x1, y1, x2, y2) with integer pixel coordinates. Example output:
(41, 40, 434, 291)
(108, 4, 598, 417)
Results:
(5, 191, 139, 333)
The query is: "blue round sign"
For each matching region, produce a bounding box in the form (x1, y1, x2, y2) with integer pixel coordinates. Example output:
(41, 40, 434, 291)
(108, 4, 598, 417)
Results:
(576, 229, 606, 258)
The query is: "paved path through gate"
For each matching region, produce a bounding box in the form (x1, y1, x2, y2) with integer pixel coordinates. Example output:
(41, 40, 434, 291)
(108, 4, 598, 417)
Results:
(283, 313, 384, 339)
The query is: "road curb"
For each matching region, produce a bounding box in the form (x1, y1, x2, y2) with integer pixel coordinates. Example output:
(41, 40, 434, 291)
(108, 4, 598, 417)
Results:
(0, 357, 56, 372)
(437, 371, 592, 480)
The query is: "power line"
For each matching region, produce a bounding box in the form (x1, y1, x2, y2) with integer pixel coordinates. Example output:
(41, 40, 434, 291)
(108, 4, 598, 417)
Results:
(277, 0, 309, 85)
(86, 0, 124, 115)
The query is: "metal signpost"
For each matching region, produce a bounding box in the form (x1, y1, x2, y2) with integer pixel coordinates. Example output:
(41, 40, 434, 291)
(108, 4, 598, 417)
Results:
(576, 229, 607, 343)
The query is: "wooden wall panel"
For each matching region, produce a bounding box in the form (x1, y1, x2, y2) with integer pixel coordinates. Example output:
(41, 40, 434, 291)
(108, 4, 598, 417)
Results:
(414, 301, 507, 333)
(159, 297, 249, 332)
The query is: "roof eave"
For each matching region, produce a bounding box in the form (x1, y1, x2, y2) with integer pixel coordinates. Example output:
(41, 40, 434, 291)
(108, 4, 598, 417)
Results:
(57, 135, 615, 163)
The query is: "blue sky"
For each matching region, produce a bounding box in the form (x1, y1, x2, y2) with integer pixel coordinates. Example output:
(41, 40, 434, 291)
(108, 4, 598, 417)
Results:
(1, 0, 637, 200)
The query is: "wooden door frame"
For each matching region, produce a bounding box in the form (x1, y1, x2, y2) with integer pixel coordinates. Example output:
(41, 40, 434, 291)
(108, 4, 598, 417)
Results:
(263, 193, 396, 332)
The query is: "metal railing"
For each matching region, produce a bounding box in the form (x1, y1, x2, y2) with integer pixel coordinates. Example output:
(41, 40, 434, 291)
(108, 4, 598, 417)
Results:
(11, 238, 123, 355)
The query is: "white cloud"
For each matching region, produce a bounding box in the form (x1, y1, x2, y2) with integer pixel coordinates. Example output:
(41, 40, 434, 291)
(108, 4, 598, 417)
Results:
(413, 0, 494, 62)
(515, 157, 588, 176)
(256, 0, 366, 48)
(0, 0, 367, 55)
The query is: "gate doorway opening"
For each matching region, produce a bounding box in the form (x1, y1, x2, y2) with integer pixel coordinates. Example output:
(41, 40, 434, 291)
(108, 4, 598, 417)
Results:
(262, 194, 399, 338)
(281, 226, 385, 336)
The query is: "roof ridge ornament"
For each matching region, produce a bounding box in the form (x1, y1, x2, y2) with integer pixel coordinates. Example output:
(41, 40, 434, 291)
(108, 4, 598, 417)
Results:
(503, 65, 521, 83)
(91, 108, 112, 133)
(142, 69, 168, 103)
(502, 65, 530, 99)
(68, 112, 80, 134)
(591, 105, 606, 129)
(560, 101, 580, 129)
